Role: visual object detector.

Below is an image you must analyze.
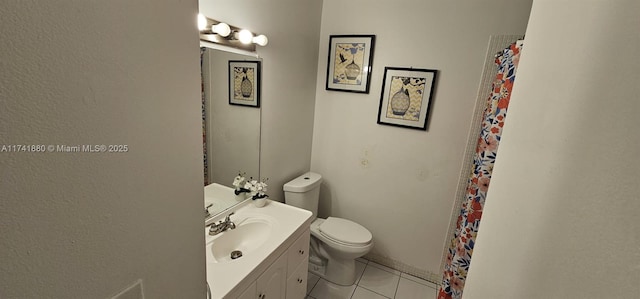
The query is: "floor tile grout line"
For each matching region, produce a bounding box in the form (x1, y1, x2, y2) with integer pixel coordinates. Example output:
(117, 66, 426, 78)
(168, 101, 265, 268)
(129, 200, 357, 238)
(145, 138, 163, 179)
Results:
(392, 272, 402, 299)
(364, 258, 440, 289)
(355, 263, 367, 285)
(367, 261, 402, 276)
(357, 264, 400, 299)
(357, 284, 393, 299)
(309, 261, 436, 299)
(308, 275, 321, 296)
(348, 282, 357, 299)
(400, 272, 439, 288)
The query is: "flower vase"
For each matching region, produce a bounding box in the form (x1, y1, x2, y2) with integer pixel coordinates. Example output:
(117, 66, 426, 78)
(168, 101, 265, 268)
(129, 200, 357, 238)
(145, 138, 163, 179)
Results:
(253, 197, 267, 208)
(235, 193, 246, 201)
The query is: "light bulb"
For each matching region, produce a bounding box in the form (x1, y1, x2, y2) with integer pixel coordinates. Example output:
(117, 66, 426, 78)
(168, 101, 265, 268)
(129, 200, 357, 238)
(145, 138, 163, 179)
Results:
(252, 34, 268, 46)
(212, 22, 231, 37)
(238, 29, 254, 44)
(197, 14, 207, 31)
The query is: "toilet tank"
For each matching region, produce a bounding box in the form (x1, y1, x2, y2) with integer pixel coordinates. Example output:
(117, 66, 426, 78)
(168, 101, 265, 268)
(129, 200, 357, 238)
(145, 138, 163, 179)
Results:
(283, 172, 322, 219)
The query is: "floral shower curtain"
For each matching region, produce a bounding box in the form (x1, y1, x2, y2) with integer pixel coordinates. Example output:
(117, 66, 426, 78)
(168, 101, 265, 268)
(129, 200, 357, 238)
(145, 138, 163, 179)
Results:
(438, 42, 522, 299)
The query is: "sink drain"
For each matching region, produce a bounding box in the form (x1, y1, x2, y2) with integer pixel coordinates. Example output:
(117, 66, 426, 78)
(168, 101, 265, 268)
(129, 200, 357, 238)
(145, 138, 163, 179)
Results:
(230, 250, 243, 260)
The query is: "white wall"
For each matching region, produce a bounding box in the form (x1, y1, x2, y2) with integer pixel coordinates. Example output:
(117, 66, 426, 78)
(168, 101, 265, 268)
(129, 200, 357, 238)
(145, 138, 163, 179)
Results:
(0, 1, 205, 298)
(199, 0, 323, 200)
(311, 0, 532, 278)
(464, 0, 640, 297)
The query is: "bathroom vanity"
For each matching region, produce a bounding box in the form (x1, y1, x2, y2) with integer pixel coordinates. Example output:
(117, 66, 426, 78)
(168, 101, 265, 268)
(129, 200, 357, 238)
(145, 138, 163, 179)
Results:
(205, 199, 312, 299)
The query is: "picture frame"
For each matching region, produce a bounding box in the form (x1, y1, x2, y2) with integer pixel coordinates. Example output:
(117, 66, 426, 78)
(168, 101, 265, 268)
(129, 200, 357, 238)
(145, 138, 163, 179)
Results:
(229, 60, 261, 107)
(325, 35, 376, 93)
(377, 67, 437, 130)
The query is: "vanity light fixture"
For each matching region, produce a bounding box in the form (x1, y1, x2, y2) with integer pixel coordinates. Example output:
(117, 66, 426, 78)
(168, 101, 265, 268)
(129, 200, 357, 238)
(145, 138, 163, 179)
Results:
(198, 14, 268, 52)
(198, 14, 231, 37)
(212, 23, 232, 37)
(236, 29, 254, 44)
(252, 35, 269, 47)
(197, 14, 207, 31)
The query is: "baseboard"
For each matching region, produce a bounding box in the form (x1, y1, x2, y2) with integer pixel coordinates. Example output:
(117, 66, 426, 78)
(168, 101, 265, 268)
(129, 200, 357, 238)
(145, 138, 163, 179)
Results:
(364, 253, 441, 285)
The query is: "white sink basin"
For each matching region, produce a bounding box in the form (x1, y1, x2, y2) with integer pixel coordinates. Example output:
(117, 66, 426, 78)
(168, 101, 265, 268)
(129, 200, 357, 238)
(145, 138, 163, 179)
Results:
(207, 218, 272, 263)
(205, 200, 312, 298)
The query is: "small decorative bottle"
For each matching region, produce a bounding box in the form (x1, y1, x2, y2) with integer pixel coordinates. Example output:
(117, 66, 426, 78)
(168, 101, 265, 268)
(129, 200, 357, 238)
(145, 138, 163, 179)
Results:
(234, 190, 247, 201)
(253, 194, 267, 208)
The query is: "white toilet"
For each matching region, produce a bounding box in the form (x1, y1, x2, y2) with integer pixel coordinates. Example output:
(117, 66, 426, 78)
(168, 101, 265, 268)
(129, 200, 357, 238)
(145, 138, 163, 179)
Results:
(284, 172, 373, 286)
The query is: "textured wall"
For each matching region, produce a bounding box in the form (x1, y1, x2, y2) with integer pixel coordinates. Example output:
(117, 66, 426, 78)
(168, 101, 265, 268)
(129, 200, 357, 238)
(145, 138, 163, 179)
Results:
(464, 0, 640, 297)
(0, 1, 205, 298)
(311, 0, 532, 280)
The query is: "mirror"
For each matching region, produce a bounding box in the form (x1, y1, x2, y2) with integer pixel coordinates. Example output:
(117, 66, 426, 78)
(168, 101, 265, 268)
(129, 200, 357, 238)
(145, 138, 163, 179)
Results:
(201, 45, 262, 216)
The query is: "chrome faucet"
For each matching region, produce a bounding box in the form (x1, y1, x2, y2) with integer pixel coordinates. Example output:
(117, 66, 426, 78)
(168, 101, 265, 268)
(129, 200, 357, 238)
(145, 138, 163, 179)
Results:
(208, 212, 236, 236)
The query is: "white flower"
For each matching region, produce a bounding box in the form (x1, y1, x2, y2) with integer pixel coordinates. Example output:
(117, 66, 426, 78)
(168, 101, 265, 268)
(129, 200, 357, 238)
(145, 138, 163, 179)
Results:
(243, 178, 268, 198)
(244, 180, 257, 194)
(232, 173, 246, 188)
(255, 181, 267, 193)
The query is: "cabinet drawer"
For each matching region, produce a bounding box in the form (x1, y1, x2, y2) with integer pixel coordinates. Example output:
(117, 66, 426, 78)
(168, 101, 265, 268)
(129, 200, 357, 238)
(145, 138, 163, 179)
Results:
(287, 229, 310, 276)
(286, 258, 309, 299)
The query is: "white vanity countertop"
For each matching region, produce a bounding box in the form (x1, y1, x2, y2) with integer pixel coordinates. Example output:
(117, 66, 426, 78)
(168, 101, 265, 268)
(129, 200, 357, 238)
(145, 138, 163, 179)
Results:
(204, 183, 243, 217)
(205, 199, 312, 298)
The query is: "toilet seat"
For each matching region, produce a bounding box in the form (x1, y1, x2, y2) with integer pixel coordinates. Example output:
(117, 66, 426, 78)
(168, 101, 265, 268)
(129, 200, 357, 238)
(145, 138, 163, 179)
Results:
(318, 217, 372, 246)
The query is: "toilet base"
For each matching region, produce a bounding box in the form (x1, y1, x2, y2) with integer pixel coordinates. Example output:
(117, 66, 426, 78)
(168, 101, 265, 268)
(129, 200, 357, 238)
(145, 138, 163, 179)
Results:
(308, 261, 325, 277)
(324, 257, 358, 286)
(308, 251, 359, 286)
(308, 254, 326, 277)
(307, 219, 373, 286)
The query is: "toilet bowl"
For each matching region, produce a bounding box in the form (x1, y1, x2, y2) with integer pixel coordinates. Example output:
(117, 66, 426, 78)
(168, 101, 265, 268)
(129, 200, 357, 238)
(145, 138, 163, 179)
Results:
(283, 172, 373, 286)
(309, 217, 373, 285)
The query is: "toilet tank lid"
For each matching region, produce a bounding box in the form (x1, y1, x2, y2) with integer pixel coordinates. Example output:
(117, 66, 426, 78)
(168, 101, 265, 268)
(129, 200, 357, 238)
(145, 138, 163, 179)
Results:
(283, 172, 322, 192)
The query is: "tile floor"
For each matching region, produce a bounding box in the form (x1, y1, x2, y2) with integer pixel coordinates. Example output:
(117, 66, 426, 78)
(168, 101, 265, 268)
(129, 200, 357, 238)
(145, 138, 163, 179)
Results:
(306, 258, 438, 299)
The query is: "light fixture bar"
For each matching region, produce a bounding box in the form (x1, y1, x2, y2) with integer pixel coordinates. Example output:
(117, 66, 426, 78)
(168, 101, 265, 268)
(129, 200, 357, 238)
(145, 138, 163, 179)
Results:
(199, 40, 259, 58)
(199, 33, 256, 52)
(198, 14, 268, 52)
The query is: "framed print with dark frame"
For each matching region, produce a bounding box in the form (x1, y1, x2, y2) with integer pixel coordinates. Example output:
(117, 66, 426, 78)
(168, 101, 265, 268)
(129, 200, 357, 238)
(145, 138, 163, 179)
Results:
(377, 67, 437, 130)
(229, 60, 261, 107)
(325, 35, 375, 93)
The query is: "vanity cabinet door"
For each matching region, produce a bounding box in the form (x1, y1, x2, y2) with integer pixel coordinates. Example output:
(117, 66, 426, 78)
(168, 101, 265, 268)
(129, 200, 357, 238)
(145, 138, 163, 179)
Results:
(256, 253, 287, 299)
(286, 260, 308, 299)
(286, 229, 310, 275)
(236, 281, 257, 299)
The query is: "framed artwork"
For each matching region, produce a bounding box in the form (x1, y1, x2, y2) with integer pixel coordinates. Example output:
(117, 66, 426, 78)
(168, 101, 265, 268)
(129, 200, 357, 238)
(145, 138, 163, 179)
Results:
(325, 35, 375, 93)
(229, 60, 261, 107)
(377, 67, 437, 130)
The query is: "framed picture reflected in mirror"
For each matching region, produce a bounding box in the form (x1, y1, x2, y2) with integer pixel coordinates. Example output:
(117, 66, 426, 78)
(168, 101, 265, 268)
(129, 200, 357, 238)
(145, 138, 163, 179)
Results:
(229, 60, 261, 107)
